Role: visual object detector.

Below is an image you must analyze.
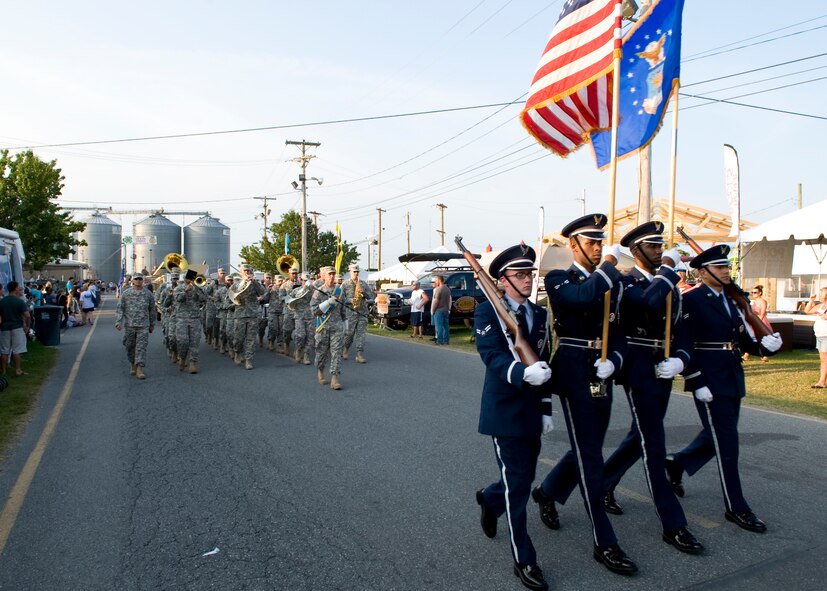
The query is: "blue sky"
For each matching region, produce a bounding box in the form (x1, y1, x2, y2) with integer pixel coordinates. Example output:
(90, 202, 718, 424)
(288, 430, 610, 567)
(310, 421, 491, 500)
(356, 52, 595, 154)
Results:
(1, 1, 825, 269)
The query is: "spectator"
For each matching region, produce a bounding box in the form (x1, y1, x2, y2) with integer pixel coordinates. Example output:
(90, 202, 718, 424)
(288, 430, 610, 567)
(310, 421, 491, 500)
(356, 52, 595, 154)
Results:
(409, 280, 429, 339)
(79, 283, 96, 325)
(57, 288, 69, 328)
(68, 285, 81, 316)
(44, 284, 57, 305)
(89, 280, 100, 307)
(66, 276, 74, 293)
(431, 275, 451, 345)
(28, 281, 43, 307)
(805, 287, 827, 389)
(1, 281, 32, 376)
(744, 285, 772, 362)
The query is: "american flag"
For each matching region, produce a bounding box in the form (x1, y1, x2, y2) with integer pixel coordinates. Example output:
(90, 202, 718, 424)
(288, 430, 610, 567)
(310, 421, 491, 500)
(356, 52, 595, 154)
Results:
(520, 0, 622, 157)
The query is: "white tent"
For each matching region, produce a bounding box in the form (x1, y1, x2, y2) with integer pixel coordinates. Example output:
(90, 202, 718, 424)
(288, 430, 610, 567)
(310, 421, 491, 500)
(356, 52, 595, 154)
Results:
(741, 199, 827, 242)
(367, 245, 454, 284)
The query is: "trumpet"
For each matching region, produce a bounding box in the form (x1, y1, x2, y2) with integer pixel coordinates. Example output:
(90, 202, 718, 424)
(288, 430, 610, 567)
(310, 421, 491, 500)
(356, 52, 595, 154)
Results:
(278, 254, 297, 275)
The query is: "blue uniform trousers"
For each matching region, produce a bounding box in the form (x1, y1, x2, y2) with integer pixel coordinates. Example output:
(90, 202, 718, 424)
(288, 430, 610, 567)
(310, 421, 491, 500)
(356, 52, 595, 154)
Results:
(482, 436, 541, 566)
(672, 395, 750, 514)
(540, 391, 616, 547)
(603, 379, 688, 531)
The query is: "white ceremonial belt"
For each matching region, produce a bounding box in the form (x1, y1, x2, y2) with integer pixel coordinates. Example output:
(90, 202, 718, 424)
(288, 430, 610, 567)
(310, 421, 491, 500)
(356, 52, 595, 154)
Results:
(558, 337, 602, 350)
(628, 337, 665, 349)
(694, 341, 736, 351)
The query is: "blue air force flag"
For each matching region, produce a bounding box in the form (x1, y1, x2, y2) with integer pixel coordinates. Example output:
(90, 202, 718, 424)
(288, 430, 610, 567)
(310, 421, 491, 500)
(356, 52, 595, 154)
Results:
(589, 0, 685, 170)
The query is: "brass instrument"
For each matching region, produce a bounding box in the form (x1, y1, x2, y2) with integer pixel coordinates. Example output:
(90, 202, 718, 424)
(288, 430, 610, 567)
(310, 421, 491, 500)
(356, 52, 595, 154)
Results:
(352, 279, 364, 309)
(231, 278, 252, 305)
(285, 285, 310, 310)
(278, 254, 297, 275)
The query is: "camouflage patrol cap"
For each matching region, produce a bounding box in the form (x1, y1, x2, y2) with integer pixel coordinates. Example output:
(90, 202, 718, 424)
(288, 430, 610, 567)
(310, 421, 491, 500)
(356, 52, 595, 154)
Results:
(132, 274, 144, 280)
(319, 266, 335, 276)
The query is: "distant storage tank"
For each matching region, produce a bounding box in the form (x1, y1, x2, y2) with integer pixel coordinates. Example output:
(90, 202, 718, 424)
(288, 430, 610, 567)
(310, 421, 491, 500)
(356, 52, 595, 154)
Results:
(133, 213, 181, 274)
(75, 213, 122, 283)
(184, 215, 231, 273)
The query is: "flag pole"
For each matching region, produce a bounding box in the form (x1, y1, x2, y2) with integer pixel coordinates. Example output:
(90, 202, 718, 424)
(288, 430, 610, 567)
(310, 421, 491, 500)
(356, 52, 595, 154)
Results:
(667, 84, 680, 247)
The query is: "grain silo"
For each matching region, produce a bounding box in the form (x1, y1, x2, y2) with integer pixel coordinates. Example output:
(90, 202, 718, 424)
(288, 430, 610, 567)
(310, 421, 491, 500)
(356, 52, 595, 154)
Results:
(75, 213, 122, 283)
(184, 215, 231, 273)
(133, 213, 181, 274)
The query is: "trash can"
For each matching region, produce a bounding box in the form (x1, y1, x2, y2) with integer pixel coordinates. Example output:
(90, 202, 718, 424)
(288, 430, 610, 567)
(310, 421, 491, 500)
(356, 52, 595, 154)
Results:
(33, 305, 62, 346)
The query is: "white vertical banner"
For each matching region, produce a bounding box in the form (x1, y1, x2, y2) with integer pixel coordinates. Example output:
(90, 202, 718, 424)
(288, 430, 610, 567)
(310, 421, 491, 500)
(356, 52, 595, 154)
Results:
(531, 206, 545, 304)
(723, 144, 740, 239)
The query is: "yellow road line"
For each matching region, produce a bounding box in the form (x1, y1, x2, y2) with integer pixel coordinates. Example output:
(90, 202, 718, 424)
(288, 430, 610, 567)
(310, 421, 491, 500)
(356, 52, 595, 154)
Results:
(538, 456, 719, 530)
(0, 322, 97, 553)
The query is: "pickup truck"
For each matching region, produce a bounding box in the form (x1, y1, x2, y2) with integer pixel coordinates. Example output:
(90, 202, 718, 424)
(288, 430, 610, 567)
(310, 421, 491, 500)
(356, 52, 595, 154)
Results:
(380, 269, 486, 330)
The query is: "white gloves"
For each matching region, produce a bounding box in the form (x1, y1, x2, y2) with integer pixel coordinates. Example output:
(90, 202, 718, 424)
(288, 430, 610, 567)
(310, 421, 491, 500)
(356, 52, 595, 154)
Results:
(662, 248, 682, 268)
(318, 297, 337, 313)
(602, 244, 620, 263)
(694, 386, 713, 403)
(542, 415, 554, 434)
(761, 332, 782, 353)
(593, 358, 615, 380)
(655, 357, 684, 379)
(523, 361, 552, 386)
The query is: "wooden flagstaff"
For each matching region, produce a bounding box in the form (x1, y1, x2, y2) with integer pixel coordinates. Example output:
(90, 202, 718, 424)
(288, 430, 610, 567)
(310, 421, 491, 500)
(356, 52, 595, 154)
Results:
(667, 84, 680, 247)
(602, 21, 623, 363)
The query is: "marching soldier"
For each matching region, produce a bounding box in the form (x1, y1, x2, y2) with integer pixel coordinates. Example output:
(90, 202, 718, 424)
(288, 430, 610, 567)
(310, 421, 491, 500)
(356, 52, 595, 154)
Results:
(290, 273, 314, 365)
(601, 222, 703, 554)
(531, 214, 637, 575)
(230, 264, 266, 369)
(473, 245, 553, 591)
(115, 274, 155, 380)
(280, 265, 301, 356)
(340, 263, 374, 363)
(264, 276, 285, 351)
(174, 269, 207, 373)
(258, 273, 272, 346)
(666, 245, 782, 533)
(161, 271, 180, 362)
(311, 266, 346, 390)
(216, 275, 232, 354)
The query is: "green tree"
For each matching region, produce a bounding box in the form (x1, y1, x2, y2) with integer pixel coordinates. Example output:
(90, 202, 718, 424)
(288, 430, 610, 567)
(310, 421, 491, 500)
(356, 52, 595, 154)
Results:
(0, 150, 86, 270)
(239, 209, 358, 274)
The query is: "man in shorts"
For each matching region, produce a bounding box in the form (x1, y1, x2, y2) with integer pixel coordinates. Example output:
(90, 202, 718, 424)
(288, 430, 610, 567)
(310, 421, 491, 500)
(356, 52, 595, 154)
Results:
(409, 280, 428, 339)
(0, 281, 32, 376)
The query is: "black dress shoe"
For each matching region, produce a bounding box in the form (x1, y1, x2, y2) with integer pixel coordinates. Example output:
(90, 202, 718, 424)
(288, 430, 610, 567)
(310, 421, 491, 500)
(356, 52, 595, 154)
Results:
(725, 510, 767, 533)
(513, 563, 549, 591)
(593, 544, 638, 575)
(475, 489, 497, 538)
(531, 486, 560, 530)
(604, 490, 623, 515)
(665, 455, 685, 498)
(663, 527, 704, 554)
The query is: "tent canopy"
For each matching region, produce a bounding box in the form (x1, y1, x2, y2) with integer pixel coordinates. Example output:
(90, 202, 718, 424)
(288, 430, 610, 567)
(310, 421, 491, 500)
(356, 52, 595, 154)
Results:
(741, 199, 827, 242)
(368, 245, 458, 283)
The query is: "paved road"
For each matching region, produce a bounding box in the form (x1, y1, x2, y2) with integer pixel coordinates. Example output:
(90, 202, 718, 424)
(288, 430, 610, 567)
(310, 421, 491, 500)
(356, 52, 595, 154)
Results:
(0, 295, 826, 590)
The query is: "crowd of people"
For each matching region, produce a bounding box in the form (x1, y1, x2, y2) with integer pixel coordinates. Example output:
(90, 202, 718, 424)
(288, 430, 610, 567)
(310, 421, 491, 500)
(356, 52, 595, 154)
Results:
(472, 216, 785, 591)
(115, 261, 374, 390)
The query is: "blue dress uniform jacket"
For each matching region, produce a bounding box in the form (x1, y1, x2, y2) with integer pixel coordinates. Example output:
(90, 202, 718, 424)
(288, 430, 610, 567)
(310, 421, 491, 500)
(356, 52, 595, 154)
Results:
(538, 261, 626, 548)
(672, 284, 771, 514)
(476, 299, 552, 438)
(603, 266, 691, 532)
(475, 298, 551, 568)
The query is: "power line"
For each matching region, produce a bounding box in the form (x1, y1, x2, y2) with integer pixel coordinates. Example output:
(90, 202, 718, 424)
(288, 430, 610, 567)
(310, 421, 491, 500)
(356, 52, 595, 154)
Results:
(679, 92, 827, 121)
(690, 66, 827, 96)
(683, 23, 827, 63)
(682, 52, 827, 88)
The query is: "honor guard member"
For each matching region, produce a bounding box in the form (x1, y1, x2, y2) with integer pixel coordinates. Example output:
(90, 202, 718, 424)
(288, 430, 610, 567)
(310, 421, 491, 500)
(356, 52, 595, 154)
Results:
(312, 266, 346, 390)
(532, 214, 637, 575)
(174, 269, 207, 373)
(666, 245, 782, 533)
(264, 276, 285, 351)
(230, 264, 266, 369)
(601, 222, 703, 554)
(341, 263, 374, 363)
(258, 273, 272, 346)
(115, 274, 155, 379)
(290, 273, 314, 365)
(473, 244, 552, 591)
(280, 265, 301, 356)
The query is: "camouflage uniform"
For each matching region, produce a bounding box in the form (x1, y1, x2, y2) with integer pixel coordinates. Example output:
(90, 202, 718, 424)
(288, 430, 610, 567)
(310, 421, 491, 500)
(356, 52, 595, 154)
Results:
(312, 282, 346, 379)
(264, 284, 284, 349)
(161, 283, 179, 357)
(340, 276, 374, 360)
(216, 282, 231, 352)
(115, 284, 155, 369)
(174, 282, 207, 365)
(290, 287, 314, 363)
(204, 280, 219, 345)
(232, 279, 266, 364)
(280, 278, 300, 354)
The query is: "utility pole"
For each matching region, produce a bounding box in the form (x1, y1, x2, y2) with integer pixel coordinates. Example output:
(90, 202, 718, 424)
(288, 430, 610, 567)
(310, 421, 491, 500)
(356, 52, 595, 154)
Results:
(307, 210, 324, 228)
(377, 208, 386, 271)
(435, 203, 447, 246)
(286, 139, 321, 273)
(405, 211, 411, 254)
(253, 195, 274, 241)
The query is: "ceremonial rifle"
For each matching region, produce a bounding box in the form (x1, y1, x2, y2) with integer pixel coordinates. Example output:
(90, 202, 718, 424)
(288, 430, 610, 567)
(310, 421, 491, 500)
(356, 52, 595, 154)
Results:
(455, 236, 539, 365)
(677, 226, 772, 339)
